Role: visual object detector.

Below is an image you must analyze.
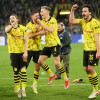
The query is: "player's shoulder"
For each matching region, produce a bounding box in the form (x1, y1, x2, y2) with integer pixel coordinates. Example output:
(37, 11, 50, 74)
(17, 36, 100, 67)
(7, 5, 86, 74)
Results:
(51, 17, 57, 22)
(26, 21, 32, 27)
(92, 18, 100, 24)
(19, 24, 27, 30)
(5, 25, 11, 28)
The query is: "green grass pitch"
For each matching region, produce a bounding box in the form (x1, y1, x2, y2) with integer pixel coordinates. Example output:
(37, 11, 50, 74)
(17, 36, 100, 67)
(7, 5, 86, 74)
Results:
(0, 43, 100, 100)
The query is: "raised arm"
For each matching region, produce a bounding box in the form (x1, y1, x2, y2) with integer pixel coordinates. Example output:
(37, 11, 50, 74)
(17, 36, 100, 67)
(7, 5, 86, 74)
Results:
(5, 25, 12, 33)
(69, 4, 78, 24)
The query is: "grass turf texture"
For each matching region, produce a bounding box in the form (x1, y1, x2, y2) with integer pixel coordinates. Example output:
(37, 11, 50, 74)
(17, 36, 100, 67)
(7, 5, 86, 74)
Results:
(0, 43, 100, 100)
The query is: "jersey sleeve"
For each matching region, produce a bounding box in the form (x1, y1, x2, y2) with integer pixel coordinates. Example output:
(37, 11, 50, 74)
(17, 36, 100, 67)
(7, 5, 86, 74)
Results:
(92, 20, 100, 34)
(77, 19, 83, 25)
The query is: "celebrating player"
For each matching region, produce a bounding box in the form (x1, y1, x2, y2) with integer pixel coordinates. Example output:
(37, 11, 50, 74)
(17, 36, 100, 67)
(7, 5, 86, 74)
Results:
(69, 4, 100, 99)
(5, 14, 28, 98)
(26, 10, 45, 94)
(37, 6, 69, 89)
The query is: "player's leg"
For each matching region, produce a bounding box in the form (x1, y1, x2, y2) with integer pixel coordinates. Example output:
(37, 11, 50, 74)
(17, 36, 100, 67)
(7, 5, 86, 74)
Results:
(20, 66, 27, 97)
(55, 56, 62, 79)
(84, 51, 99, 98)
(53, 45, 69, 89)
(38, 47, 55, 76)
(38, 55, 54, 75)
(20, 53, 27, 97)
(10, 53, 21, 98)
(54, 56, 69, 89)
(32, 63, 40, 94)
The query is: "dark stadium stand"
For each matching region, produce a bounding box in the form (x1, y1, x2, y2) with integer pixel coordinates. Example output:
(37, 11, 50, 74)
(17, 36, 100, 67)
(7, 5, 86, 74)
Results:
(0, 0, 100, 35)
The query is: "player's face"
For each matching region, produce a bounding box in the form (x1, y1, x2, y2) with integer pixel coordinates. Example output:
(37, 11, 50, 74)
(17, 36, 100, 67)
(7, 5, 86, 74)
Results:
(10, 16, 18, 25)
(58, 24, 63, 33)
(40, 8, 49, 19)
(31, 13, 40, 21)
(82, 7, 91, 20)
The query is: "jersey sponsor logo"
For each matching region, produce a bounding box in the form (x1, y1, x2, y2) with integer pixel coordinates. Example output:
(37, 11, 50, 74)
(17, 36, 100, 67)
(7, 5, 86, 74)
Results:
(83, 28, 93, 33)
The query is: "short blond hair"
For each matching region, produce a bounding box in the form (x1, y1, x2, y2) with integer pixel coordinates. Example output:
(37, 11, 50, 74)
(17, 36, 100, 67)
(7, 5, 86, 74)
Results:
(41, 6, 51, 12)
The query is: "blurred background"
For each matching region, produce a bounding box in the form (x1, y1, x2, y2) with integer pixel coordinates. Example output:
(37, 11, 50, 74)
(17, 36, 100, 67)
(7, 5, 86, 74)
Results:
(0, 0, 100, 45)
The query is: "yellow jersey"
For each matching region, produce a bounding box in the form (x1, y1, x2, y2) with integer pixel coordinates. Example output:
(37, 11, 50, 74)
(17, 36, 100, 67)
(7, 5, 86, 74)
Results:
(6, 24, 27, 53)
(26, 21, 42, 51)
(41, 17, 61, 47)
(77, 18, 100, 51)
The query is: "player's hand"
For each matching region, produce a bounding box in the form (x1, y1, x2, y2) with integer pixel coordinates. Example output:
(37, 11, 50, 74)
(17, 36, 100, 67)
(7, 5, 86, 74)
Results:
(37, 19, 42, 26)
(71, 4, 78, 11)
(10, 21, 15, 27)
(96, 52, 100, 59)
(22, 52, 28, 62)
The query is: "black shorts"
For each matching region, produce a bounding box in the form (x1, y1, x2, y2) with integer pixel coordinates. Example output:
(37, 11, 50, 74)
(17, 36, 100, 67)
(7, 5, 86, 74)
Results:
(83, 50, 99, 66)
(10, 53, 27, 72)
(27, 50, 41, 64)
(41, 45, 61, 57)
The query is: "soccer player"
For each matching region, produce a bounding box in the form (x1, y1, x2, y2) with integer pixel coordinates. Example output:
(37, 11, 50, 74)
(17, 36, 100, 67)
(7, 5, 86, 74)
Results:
(26, 10, 45, 94)
(37, 6, 69, 89)
(69, 4, 100, 98)
(5, 14, 28, 98)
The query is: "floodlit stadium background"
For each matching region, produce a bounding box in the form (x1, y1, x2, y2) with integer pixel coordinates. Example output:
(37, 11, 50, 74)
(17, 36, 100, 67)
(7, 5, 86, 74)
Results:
(0, 0, 100, 45)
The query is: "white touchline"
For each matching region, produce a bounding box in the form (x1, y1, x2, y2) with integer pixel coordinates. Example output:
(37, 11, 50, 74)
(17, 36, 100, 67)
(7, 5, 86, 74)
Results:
(0, 84, 92, 88)
(0, 77, 100, 80)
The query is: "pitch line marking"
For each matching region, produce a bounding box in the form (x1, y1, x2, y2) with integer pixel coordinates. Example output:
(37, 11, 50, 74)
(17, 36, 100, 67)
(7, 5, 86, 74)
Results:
(0, 84, 92, 88)
(0, 77, 100, 80)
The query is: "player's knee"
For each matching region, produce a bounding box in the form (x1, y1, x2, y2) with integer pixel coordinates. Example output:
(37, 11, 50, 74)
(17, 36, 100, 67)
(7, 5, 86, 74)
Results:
(38, 60, 43, 66)
(54, 61, 60, 67)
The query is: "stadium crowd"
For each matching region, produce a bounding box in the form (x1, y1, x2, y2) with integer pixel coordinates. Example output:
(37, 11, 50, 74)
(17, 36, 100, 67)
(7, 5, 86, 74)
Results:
(0, 0, 100, 32)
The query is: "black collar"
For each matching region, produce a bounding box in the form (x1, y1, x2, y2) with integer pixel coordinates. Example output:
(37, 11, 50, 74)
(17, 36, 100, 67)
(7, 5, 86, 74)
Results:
(45, 17, 51, 22)
(88, 17, 92, 22)
(14, 24, 20, 29)
(86, 17, 92, 23)
(31, 21, 34, 24)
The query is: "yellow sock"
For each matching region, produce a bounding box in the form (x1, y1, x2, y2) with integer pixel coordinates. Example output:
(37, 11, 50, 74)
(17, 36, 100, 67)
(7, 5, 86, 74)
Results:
(47, 69, 54, 76)
(21, 68, 27, 89)
(33, 71, 39, 85)
(16, 83, 20, 90)
(14, 73, 20, 90)
(88, 74, 93, 85)
(91, 72, 98, 92)
(59, 66, 67, 81)
(42, 64, 53, 76)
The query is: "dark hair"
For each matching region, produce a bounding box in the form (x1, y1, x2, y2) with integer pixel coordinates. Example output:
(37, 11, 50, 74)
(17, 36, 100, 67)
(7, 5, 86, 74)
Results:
(41, 6, 51, 12)
(30, 10, 39, 16)
(83, 5, 92, 13)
